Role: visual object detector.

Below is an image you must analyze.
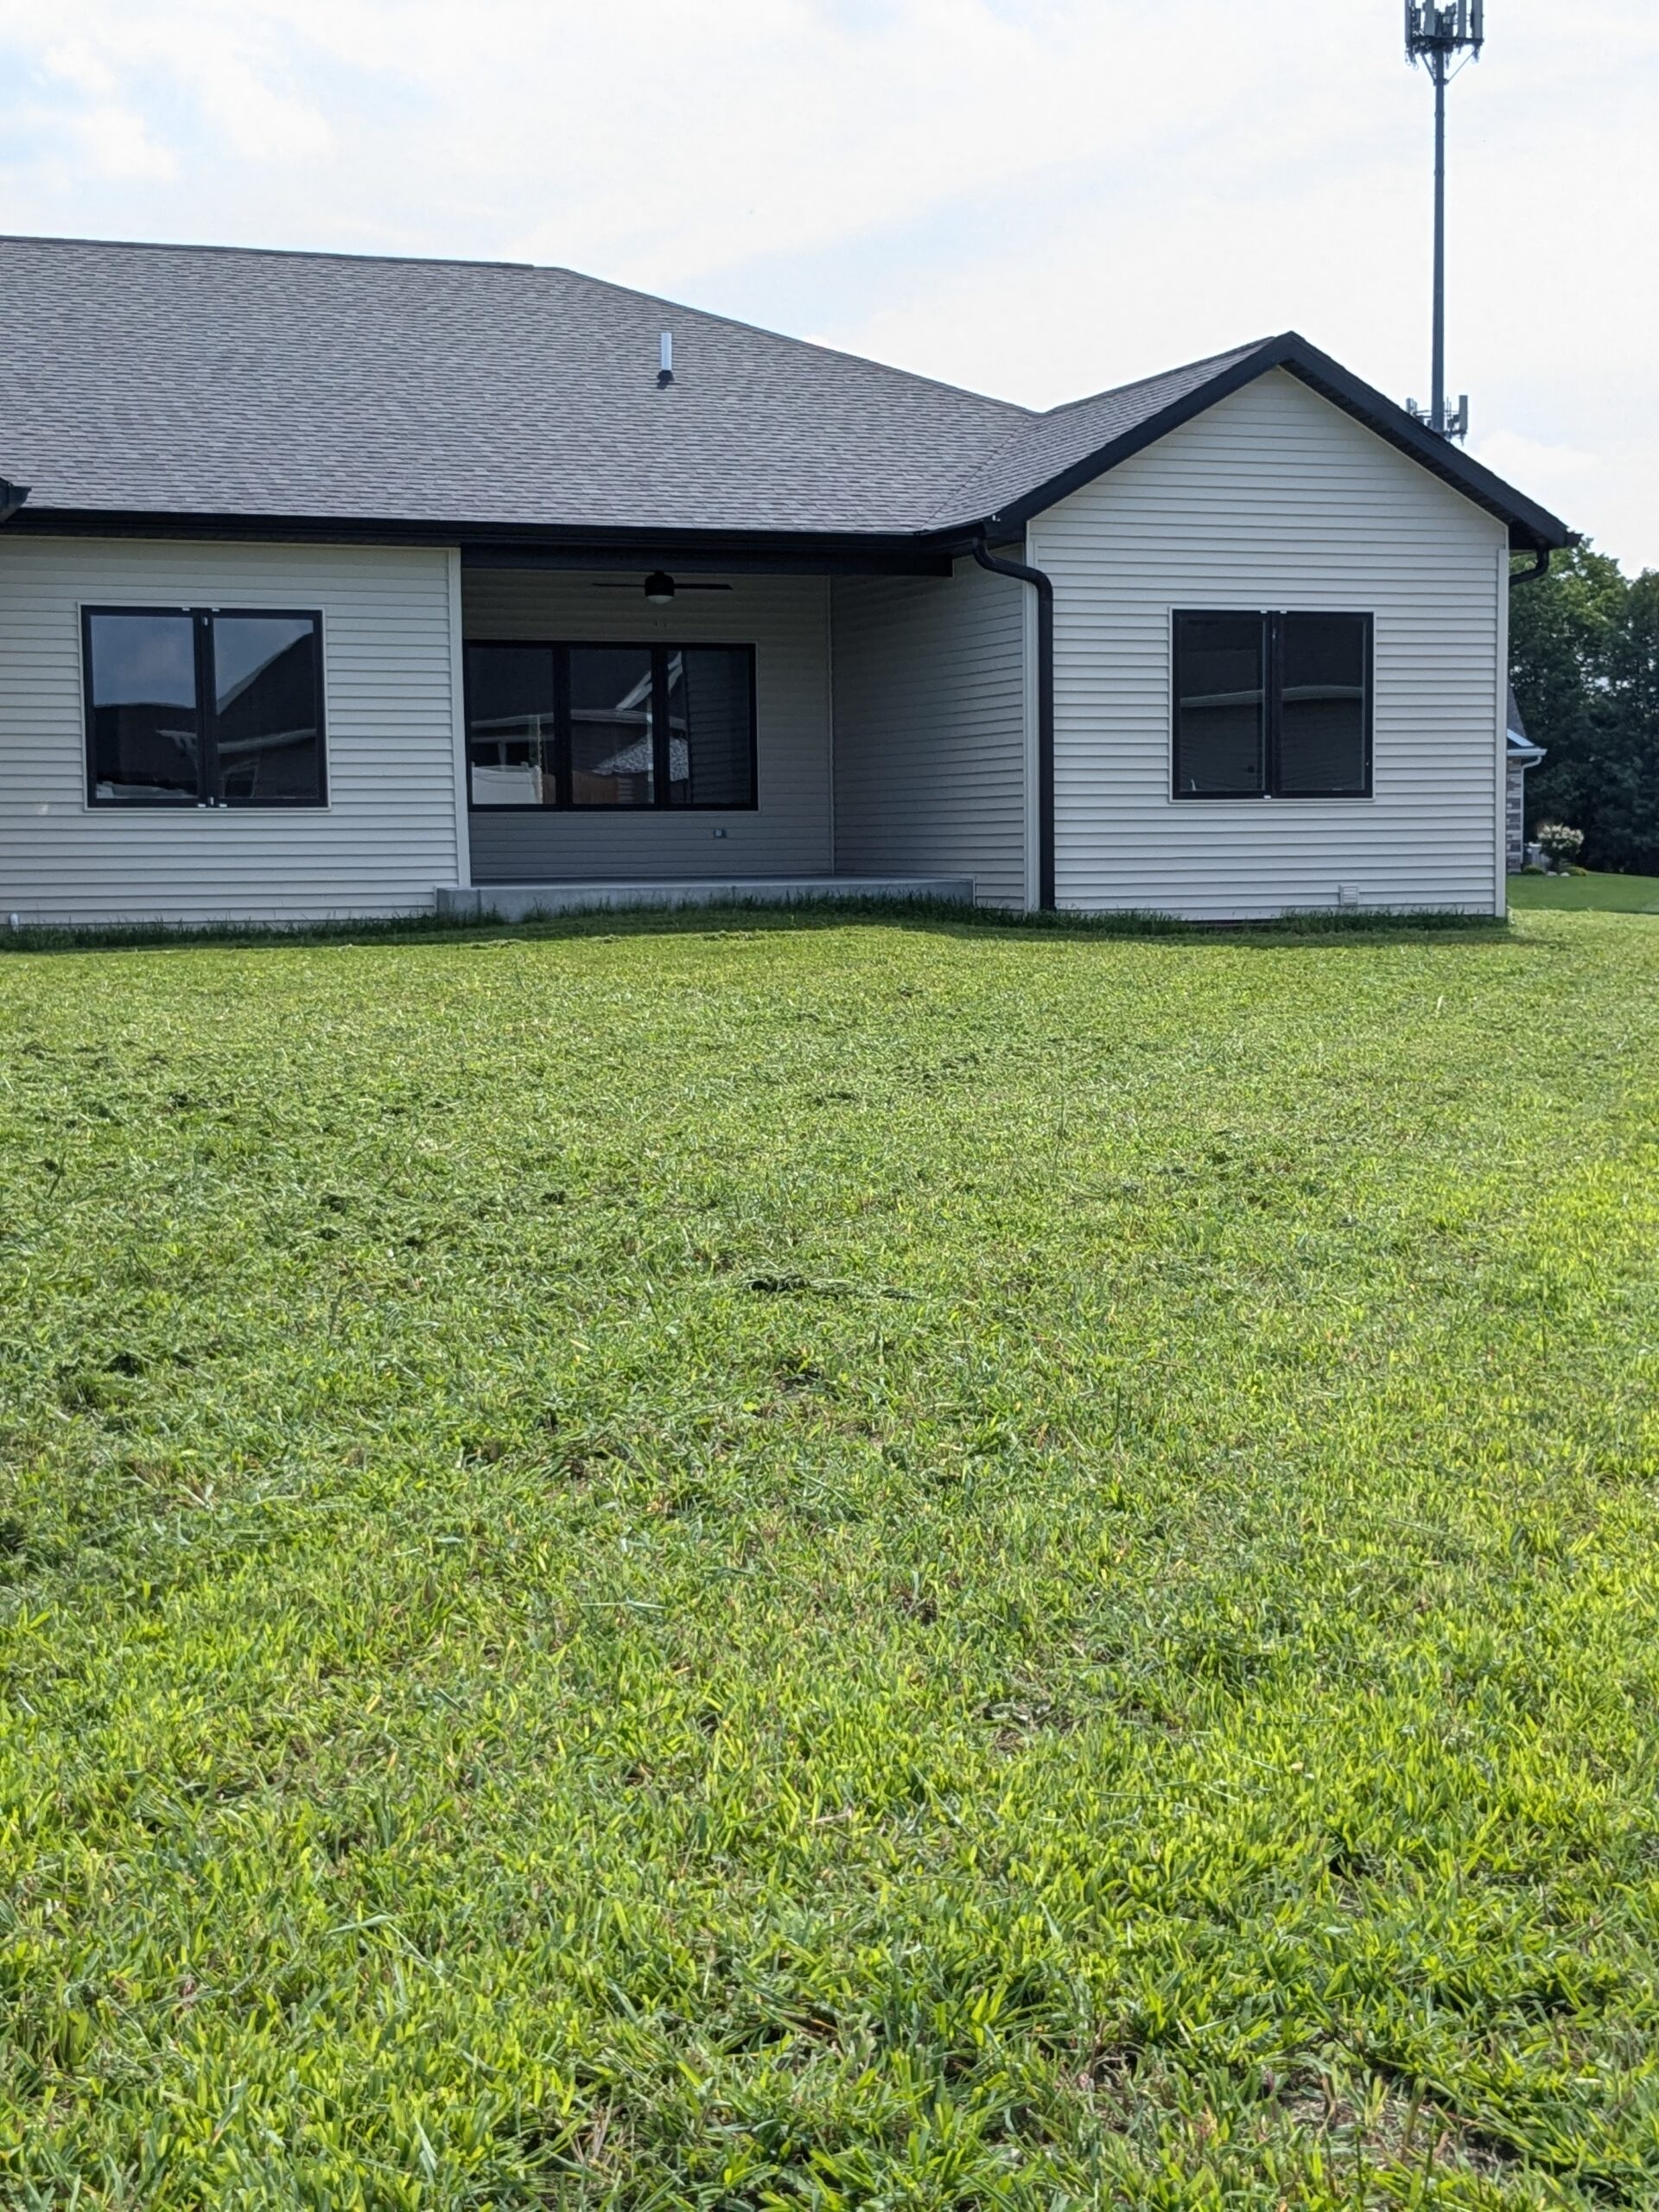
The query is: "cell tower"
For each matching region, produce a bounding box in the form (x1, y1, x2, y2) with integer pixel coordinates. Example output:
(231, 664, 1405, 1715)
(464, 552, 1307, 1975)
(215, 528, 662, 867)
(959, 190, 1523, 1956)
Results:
(1404, 1, 1485, 441)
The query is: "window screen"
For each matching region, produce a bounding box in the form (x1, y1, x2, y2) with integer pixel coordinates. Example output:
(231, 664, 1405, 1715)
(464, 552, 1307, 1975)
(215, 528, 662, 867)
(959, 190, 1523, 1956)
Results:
(1277, 613, 1371, 797)
(1173, 613, 1266, 797)
(1173, 610, 1370, 800)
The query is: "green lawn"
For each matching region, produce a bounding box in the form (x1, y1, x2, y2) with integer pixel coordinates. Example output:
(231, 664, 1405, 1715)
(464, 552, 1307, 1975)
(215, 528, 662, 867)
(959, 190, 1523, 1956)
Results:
(3, 906, 1658, 2209)
(1509, 870, 1659, 913)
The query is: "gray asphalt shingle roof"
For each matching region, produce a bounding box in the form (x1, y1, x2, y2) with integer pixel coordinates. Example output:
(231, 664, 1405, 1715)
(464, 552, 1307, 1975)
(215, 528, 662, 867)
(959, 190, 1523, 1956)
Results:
(0, 235, 1571, 550)
(0, 236, 1031, 533)
(922, 340, 1270, 528)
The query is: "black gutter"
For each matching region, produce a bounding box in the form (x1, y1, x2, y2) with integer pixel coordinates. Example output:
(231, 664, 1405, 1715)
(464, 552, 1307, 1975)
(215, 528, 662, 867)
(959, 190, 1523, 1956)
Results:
(0, 480, 29, 524)
(973, 531, 1055, 912)
(1510, 547, 1551, 585)
(2, 504, 956, 576)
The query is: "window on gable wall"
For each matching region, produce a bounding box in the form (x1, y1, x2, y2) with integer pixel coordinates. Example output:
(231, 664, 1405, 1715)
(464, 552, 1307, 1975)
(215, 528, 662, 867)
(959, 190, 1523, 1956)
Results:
(1173, 610, 1371, 799)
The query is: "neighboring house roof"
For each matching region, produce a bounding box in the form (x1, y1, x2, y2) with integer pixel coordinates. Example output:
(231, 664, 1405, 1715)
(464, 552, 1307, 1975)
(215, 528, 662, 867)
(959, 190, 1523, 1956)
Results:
(0, 234, 1573, 554)
(1507, 686, 1545, 765)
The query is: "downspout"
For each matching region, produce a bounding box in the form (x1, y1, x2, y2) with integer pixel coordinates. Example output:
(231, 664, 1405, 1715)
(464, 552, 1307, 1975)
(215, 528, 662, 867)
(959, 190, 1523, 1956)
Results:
(1510, 545, 1551, 586)
(0, 480, 30, 524)
(972, 530, 1055, 911)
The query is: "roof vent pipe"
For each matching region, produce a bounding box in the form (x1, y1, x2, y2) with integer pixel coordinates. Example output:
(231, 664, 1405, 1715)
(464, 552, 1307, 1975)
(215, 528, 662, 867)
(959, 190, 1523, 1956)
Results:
(658, 332, 674, 388)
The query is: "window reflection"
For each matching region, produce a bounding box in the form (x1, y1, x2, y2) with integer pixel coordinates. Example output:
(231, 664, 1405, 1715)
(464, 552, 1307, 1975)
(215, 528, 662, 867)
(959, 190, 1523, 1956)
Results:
(213, 616, 324, 804)
(467, 645, 556, 806)
(570, 646, 655, 805)
(86, 612, 201, 802)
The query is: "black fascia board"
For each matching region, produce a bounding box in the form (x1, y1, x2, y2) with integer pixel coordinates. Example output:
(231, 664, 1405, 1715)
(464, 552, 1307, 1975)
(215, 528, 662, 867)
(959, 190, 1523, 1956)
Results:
(970, 333, 1573, 554)
(460, 534, 955, 577)
(6, 505, 957, 576)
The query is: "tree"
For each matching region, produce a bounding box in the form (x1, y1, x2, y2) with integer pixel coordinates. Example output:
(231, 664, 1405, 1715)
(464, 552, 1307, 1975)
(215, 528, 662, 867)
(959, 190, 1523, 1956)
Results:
(1512, 543, 1659, 874)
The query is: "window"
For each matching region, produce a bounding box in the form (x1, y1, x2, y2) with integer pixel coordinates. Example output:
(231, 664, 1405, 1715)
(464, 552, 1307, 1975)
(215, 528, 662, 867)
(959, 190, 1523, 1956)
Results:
(466, 641, 756, 809)
(465, 644, 557, 806)
(570, 646, 656, 805)
(666, 647, 753, 807)
(84, 607, 326, 806)
(1170, 613, 1264, 798)
(1173, 610, 1371, 799)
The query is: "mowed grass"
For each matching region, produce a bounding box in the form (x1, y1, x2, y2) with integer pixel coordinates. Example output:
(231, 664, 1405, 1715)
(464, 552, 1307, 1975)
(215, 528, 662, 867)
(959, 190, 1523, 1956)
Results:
(3, 906, 1659, 2210)
(1508, 872, 1659, 914)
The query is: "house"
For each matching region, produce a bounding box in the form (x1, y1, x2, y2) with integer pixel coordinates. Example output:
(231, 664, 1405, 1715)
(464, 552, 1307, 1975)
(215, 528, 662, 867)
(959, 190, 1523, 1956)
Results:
(0, 235, 1572, 926)
(1505, 687, 1546, 870)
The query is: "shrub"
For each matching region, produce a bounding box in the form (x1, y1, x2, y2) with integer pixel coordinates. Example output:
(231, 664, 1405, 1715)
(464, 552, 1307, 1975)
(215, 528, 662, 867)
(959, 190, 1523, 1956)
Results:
(1536, 821, 1586, 870)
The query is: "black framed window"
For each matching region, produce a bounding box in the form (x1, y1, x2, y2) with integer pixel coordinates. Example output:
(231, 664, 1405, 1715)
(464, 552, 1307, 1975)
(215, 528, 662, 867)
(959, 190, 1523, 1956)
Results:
(1170, 612, 1265, 798)
(1277, 613, 1371, 798)
(465, 643, 558, 806)
(466, 641, 756, 810)
(1173, 610, 1371, 799)
(84, 607, 326, 807)
(570, 646, 657, 806)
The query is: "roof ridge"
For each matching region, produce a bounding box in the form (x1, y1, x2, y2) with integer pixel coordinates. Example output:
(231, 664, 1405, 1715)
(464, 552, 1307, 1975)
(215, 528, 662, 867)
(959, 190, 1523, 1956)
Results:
(0, 230, 537, 274)
(493, 262, 1038, 419)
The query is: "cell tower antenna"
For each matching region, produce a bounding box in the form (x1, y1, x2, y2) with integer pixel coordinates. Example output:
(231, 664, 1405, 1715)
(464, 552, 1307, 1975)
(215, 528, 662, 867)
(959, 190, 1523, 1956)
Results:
(1404, 2, 1484, 440)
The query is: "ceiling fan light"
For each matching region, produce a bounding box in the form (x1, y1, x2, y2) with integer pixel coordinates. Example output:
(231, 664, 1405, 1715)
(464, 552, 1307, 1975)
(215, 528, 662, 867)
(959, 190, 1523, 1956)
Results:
(644, 571, 675, 604)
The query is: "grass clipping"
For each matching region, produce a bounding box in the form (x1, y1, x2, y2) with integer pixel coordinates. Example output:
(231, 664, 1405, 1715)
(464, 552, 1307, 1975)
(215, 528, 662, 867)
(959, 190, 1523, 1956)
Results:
(2, 904, 1656, 2207)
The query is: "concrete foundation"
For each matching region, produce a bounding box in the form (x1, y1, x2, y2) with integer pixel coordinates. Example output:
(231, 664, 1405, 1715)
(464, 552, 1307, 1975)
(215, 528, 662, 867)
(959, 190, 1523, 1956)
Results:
(436, 875, 977, 921)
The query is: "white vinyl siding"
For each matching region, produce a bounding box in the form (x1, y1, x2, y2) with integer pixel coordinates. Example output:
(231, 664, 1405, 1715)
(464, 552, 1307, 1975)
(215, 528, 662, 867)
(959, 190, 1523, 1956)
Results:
(0, 535, 461, 922)
(1035, 369, 1508, 919)
(831, 556, 1028, 909)
(461, 570, 831, 881)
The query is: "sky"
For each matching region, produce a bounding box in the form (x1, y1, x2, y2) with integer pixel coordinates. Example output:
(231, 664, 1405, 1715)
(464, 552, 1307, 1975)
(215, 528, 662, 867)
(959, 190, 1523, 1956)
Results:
(1, 0, 1654, 568)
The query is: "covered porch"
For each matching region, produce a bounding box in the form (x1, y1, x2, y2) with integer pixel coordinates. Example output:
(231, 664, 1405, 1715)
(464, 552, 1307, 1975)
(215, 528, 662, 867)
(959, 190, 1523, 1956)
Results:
(455, 540, 1034, 914)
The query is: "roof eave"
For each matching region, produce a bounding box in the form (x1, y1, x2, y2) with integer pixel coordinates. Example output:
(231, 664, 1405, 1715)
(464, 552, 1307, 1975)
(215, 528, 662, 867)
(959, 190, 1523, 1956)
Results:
(959, 333, 1573, 555)
(3, 505, 960, 575)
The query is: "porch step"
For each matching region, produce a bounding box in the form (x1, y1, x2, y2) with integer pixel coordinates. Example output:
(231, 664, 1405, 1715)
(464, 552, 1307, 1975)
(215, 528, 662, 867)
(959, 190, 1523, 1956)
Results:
(437, 876, 976, 921)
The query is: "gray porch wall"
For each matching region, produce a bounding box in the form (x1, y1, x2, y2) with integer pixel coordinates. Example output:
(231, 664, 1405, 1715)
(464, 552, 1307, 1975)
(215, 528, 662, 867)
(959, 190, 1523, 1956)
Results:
(461, 569, 833, 882)
(831, 557, 1029, 909)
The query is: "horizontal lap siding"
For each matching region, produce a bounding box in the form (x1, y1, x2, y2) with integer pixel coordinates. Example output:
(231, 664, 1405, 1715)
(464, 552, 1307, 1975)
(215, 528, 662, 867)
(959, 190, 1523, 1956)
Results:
(1035, 370, 1506, 918)
(0, 537, 461, 921)
(831, 559, 1027, 909)
(463, 572, 831, 881)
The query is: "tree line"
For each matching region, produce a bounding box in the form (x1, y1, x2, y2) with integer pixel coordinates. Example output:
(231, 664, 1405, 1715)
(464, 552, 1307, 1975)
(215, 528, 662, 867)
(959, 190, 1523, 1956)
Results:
(1511, 545, 1659, 874)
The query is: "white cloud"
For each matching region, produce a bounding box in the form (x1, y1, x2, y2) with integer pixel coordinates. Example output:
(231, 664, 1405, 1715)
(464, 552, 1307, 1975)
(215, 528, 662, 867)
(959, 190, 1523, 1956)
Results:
(76, 103, 178, 180)
(40, 35, 118, 98)
(0, 0, 1653, 564)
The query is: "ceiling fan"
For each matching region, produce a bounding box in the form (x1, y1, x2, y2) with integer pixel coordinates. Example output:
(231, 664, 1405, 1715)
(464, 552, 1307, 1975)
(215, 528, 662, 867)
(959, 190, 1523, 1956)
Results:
(588, 570, 734, 605)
